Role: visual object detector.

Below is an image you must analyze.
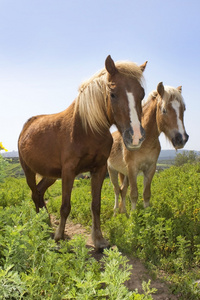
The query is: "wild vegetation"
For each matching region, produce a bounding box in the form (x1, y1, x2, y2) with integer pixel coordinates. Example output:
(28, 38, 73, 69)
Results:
(174, 150, 200, 166)
(0, 157, 155, 299)
(1, 153, 200, 299)
(47, 162, 200, 299)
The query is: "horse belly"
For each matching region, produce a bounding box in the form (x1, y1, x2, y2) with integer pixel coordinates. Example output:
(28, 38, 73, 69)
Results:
(136, 153, 157, 174)
(22, 149, 62, 178)
(19, 130, 62, 178)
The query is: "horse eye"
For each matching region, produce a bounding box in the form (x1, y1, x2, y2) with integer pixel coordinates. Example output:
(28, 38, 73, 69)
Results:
(140, 87, 145, 100)
(162, 108, 167, 114)
(110, 93, 115, 99)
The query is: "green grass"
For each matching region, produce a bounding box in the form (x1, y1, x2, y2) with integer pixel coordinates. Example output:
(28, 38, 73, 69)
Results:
(0, 177, 155, 299)
(47, 163, 200, 299)
(1, 158, 200, 299)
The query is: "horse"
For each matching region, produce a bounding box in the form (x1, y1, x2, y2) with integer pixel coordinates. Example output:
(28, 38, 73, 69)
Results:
(107, 82, 189, 214)
(18, 55, 147, 250)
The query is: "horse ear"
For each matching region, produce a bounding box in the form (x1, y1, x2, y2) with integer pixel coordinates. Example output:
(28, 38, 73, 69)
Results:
(177, 86, 182, 94)
(140, 61, 148, 72)
(105, 55, 118, 76)
(157, 82, 164, 97)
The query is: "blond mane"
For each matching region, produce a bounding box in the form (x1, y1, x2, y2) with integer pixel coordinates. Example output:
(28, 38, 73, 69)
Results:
(74, 61, 144, 134)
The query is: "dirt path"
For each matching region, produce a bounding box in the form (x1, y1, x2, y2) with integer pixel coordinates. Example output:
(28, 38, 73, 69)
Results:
(51, 217, 179, 300)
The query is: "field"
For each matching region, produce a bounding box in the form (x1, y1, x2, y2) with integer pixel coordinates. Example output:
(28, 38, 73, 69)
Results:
(0, 160, 200, 299)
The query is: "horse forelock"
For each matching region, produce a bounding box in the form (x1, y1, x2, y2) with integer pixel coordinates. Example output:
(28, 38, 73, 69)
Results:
(163, 86, 185, 108)
(144, 86, 185, 109)
(115, 60, 144, 84)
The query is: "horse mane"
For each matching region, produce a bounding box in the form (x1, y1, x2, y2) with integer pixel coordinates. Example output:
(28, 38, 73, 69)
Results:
(74, 61, 144, 134)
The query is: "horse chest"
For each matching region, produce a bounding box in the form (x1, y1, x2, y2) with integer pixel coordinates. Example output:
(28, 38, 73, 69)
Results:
(74, 141, 111, 173)
(74, 152, 107, 174)
(139, 161, 153, 172)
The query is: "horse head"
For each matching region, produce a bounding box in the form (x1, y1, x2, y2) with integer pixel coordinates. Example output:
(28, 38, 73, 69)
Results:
(156, 82, 189, 149)
(105, 55, 147, 150)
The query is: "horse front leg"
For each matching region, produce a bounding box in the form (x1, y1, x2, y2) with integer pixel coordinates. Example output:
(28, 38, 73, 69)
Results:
(54, 170, 75, 241)
(119, 174, 129, 214)
(91, 164, 109, 250)
(143, 165, 156, 208)
(128, 169, 138, 210)
(37, 177, 56, 209)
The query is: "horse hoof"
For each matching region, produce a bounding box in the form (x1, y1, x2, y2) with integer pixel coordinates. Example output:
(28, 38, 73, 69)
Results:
(94, 239, 110, 252)
(144, 202, 150, 208)
(96, 243, 111, 253)
(54, 229, 64, 242)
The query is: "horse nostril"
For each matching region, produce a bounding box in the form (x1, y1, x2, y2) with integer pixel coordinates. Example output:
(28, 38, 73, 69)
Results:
(185, 133, 189, 143)
(122, 127, 133, 143)
(175, 133, 183, 144)
(176, 133, 183, 143)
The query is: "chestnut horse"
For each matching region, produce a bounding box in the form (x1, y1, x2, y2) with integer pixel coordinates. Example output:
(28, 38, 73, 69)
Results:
(108, 82, 189, 214)
(18, 55, 147, 250)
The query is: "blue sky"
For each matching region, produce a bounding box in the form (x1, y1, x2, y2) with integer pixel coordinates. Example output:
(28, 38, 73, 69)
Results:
(0, 0, 199, 151)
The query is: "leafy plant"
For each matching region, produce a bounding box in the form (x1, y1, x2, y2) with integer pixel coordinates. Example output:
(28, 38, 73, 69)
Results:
(46, 163, 200, 298)
(0, 178, 154, 299)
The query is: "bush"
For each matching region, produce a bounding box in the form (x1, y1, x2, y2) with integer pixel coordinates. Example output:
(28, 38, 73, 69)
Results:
(174, 150, 200, 166)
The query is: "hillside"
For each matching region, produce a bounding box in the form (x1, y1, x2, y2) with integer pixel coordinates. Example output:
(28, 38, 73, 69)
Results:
(3, 149, 199, 161)
(2, 150, 19, 158)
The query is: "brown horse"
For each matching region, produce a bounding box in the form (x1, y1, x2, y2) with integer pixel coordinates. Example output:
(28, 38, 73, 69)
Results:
(108, 82, 189, 214)
(18, 55, 147, 250)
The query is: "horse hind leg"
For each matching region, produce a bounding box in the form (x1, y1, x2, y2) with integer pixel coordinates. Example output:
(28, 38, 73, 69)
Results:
(36, 177, 56, 209)
(20, 160, 41, 213)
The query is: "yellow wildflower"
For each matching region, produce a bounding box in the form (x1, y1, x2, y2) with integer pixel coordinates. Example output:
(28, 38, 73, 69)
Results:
(0, 142, 8, 152)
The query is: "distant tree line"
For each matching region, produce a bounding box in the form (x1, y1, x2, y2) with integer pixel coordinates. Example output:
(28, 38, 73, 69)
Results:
(174, 150, 200, 166)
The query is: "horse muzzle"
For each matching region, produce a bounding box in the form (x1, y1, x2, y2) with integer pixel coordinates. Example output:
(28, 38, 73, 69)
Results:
(122, 125, 145, 151)
(172, 132, 189, 149)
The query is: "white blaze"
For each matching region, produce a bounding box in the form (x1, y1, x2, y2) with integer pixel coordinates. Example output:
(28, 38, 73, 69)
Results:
(171, 100, 185, 135)
(126, 91, 142, 145)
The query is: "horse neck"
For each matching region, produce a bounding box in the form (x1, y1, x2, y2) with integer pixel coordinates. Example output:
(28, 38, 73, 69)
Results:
(71, 98, 111, 139)
(142, 98, 160, 142)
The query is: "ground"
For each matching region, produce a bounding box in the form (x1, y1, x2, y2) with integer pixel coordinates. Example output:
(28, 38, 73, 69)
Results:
(51, 216, 180, 299)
